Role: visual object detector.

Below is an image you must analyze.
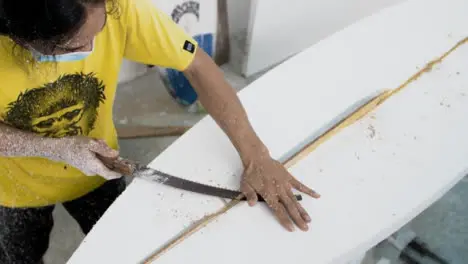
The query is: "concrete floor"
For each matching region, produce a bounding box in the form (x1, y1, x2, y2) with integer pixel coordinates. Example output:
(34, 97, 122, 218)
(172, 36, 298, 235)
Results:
(43, 65, 468, 264)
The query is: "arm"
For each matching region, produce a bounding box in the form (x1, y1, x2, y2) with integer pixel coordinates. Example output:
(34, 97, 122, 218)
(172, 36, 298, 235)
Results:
(183, 49, 320, 232)
(182, 49, 269, 164)
(121, 0, 319, 232)
(121, 0, 259, 155)
(0, 122, 54, 158)
(0, 122, 121, 179)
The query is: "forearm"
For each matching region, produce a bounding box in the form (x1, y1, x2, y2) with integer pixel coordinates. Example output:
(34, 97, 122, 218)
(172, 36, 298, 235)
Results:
(0, 122, 55, 158)
(183, 49, 270, 163)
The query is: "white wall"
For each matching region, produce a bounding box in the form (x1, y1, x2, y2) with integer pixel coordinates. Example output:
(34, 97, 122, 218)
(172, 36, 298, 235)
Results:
(243, 0, 406, 77)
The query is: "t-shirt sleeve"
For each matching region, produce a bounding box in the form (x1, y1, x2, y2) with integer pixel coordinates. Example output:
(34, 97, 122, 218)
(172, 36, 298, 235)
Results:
(122, 0, 198, 71)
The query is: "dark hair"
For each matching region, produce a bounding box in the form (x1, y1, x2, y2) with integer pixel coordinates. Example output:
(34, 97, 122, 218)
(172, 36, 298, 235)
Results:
(0, 0, 117, 46)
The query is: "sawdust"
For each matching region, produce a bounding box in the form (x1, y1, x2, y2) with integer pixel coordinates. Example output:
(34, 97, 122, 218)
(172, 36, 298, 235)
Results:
(440, 101, 451, 108)
(368, 125, 376, 139)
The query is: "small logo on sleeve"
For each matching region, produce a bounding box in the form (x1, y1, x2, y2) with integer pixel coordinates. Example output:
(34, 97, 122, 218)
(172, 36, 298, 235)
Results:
(183, 40, 195, 53)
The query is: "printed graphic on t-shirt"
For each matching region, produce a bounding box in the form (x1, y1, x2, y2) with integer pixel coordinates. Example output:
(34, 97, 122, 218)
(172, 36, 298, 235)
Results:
(3, 72, 106, 137)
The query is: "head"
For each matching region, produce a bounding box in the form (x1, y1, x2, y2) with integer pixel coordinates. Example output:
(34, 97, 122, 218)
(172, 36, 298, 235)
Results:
(0, 0, 116, 56)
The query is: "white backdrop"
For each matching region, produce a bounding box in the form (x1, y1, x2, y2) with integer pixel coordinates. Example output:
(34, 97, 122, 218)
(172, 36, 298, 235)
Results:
(242, 0, 406, 77)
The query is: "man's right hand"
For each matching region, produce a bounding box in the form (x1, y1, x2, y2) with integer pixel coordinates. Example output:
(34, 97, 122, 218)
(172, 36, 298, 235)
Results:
(0, 123, 121, 180)
(49, 136, 122, 180)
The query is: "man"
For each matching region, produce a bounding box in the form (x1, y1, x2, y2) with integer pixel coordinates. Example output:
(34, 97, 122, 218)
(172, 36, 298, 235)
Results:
(0, 0, 319, 263)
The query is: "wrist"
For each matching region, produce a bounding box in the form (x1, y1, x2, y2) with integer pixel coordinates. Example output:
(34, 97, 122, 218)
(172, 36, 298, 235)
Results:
(238, 139, 271, 166)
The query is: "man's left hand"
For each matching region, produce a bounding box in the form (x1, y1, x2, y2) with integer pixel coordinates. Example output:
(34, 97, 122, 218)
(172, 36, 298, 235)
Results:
(240, 155, 320, 232)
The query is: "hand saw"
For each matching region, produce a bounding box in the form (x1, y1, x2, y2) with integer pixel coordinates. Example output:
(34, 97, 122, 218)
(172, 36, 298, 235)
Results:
(97, 154, 303, 202)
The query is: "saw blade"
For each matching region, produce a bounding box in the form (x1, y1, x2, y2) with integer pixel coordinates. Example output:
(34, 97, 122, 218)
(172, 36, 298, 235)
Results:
(134, 165, 302, 202)
(97, 154, 302, 202)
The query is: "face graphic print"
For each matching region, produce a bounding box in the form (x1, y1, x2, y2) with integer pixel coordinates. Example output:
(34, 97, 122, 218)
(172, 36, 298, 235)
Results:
(4, 72, 105, 138)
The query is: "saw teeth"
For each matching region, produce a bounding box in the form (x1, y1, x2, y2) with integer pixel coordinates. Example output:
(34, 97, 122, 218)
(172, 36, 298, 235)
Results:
(137, 168, 169, 183)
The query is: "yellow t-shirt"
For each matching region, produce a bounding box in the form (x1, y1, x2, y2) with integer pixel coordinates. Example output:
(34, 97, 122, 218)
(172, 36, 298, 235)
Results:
(0, 0, 198, 208)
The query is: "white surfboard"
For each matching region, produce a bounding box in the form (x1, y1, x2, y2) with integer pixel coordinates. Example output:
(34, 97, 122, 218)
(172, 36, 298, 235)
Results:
(67, 0, 468, 263)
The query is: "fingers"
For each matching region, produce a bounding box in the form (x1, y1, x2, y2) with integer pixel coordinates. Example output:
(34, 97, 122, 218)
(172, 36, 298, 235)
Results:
(290, 177, 321, 198)
(240, 160, 318, 233)
(240, 180, 258, 206)
(81, 168, 98, 177)
(92, 159, 122, 180)
(285, 187, 311, 223)
(279, 189, 309, 231)
(262, 194, 295, 232)
(84, 152, 122, 180)
(88, 139, 119, 158)
(69, 154, 121, 180)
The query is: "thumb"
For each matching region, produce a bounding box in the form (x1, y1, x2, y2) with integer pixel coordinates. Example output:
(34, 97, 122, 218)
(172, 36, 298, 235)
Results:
(92, 158, 123, 180)
(88, 139, 119, 158)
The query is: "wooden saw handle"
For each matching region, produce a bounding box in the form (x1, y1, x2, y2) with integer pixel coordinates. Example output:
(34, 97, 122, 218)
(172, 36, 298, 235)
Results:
(96, 154, 136, 176)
